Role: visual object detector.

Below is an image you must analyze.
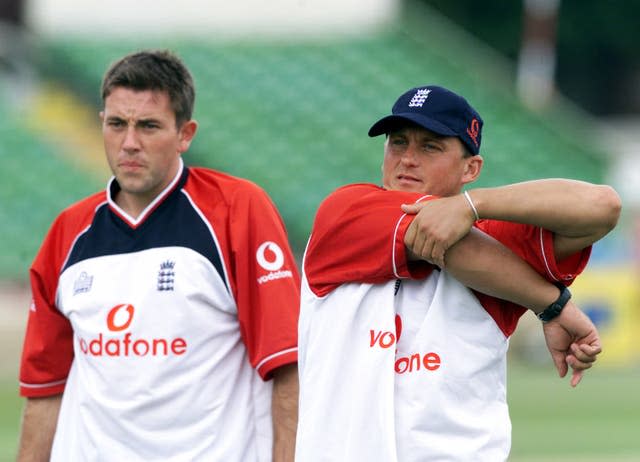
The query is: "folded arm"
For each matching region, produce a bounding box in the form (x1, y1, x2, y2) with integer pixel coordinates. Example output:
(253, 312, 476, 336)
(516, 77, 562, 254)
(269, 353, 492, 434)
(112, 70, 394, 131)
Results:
(403, 179, 621, 265)
(411, 227, 601, 387)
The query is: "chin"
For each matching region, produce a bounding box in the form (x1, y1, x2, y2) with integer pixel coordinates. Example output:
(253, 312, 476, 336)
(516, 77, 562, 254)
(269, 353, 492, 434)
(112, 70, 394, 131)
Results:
(394, 183, 425, 194)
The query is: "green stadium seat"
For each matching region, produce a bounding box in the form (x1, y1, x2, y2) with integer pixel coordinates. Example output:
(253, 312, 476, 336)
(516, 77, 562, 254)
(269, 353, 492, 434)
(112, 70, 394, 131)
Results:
(1, 6, 608, 276)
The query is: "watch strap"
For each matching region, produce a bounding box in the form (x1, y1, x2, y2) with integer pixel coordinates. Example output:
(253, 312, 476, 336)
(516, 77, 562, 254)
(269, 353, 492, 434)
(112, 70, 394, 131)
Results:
(537, 282, 572, 323)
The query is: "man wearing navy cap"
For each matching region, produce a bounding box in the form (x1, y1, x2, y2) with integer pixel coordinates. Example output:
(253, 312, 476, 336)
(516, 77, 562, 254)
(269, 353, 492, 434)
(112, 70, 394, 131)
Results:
(296, 85, 621, 461)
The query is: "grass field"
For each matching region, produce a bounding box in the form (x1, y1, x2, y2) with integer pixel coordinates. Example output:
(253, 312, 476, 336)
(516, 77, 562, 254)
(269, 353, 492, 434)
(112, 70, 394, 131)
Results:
(1, 363, 638, 461)
(508, 362, 640, 461)
(0, 379, 21, 462)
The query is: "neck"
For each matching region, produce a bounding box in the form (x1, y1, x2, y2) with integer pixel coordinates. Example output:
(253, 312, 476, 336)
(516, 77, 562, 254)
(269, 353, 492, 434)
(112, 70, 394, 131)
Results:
(114, 191, 155, 220)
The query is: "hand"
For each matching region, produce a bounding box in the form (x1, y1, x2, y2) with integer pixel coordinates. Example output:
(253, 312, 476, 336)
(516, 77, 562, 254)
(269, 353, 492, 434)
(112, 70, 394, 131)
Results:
(401, 195, 476, 267)
(541, 300, 602, 387)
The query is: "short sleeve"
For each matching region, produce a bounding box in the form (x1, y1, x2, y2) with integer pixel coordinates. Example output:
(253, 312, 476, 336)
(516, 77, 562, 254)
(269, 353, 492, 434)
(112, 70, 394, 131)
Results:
(229, 184, 301, 379)
(476, 219, 591, 285)
(19, 219, 75, 397)
(304, 184, 436, 297)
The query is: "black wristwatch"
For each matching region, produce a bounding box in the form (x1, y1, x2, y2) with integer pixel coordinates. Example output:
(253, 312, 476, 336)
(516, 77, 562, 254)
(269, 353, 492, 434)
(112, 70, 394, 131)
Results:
(537, 282, 572, 323)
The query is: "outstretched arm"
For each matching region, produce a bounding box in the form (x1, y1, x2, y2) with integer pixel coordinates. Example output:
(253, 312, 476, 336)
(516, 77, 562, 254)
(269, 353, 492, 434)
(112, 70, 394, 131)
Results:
(403, 179, 621, 266)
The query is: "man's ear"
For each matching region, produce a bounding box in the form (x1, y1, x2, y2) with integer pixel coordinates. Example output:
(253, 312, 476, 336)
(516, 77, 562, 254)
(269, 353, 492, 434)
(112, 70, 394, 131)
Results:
(462, 154, 483, 185)
(178, 120, 198, 153)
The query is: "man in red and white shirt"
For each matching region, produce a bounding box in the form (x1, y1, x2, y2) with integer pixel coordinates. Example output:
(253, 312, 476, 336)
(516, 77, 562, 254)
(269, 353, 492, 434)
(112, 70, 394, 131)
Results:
(296, 85, 621, 461)
(18, 50, 300, 462)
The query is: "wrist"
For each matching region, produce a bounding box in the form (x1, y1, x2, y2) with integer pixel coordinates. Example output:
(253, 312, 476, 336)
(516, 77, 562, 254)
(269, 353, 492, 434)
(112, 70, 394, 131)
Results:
(537, 282, 572, 323)
(463, 191, 480, 221)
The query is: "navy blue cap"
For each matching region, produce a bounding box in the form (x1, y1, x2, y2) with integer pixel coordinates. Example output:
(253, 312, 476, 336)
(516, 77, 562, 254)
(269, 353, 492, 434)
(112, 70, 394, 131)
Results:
(368, 85, 483, 155)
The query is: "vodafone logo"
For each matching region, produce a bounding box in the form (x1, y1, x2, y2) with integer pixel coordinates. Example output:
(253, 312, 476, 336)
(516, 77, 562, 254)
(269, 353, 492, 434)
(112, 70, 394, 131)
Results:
(106, 304, 134, 332)
(78, 304, 187, 357)
(256, 241, 293, 285)
(369, 314, 441, 374)
(256, 241, 284, 271)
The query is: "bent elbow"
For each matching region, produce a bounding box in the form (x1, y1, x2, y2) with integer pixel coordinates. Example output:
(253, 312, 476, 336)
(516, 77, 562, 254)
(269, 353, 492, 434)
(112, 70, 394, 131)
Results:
(596, 185, 622, 231)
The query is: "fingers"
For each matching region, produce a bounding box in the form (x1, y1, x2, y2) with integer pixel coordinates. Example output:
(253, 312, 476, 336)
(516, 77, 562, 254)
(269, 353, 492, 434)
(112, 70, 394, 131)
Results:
(404, 218, 445, 266)
(406, 221, 428, 259)
(566, 353, 593, 371)
(401, 203, 425, 215)
(567, 347, 596, 388)
(565, 341, 601, 373)
(570, 368, 583, 388)
(401, 199, 468, 267)
(413, 236, 446, 267)
(575, 341, 602, 358)
(404, 220, 418, 250)
(431, 245, 446, 269)
(570, 342, 601, 364)
(565, 341, 603, 388)
(550, 349, 568, 379)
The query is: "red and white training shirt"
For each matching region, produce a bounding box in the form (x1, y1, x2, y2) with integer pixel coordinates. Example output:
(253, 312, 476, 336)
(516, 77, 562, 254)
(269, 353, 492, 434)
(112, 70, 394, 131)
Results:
(296, 183, 590, 462)
(20, 160, 300, 461)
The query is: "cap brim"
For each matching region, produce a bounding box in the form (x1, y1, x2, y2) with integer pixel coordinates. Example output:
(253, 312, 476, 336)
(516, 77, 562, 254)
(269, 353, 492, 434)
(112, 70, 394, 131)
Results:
(368, 113, 457, 138)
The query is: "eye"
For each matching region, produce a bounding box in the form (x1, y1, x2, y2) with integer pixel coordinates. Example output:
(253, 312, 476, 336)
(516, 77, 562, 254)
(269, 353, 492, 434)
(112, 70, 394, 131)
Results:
(107, 119, 125, 128)
(140, 121, 160, 130)
(422, 142, 441, 152)
(390, 137, 407, 146)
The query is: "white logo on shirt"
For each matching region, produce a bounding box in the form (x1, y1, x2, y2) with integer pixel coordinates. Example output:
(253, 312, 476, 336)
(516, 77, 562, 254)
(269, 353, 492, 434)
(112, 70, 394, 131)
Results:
(256, 241, 293, 285)
(73, 271, 94, 295)
(256, 241, 285, 271)
(408, 89, 432, 107)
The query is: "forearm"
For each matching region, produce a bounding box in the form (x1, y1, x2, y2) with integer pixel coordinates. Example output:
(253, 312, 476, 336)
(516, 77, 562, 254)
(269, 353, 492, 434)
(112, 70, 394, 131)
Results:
(445, 228, 559, 313)
(468, 179, 620, 242)
(271, 363, 298, 462)
(17, 395, 62, 462)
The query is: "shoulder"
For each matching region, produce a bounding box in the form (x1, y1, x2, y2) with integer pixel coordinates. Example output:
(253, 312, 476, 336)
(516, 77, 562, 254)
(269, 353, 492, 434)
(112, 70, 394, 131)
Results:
(317, 183, 382, 213)
(33, 191, 106, 269)
(183, 167, 282, 226)
(55, 191, 106, 230)
(324, 183, 383, 201)
(316, 183, 429, 218)
(185, 166, 271, 201)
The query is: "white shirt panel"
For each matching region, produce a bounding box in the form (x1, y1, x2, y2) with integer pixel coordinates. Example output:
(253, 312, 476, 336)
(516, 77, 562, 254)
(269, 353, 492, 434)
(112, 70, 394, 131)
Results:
(297, 270, 511, 462)
(51, 246, 270, 461)
(297, 278, 399, 462)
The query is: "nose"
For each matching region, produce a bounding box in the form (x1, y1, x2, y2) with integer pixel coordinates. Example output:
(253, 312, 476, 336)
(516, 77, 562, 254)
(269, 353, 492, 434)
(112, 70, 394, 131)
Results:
(400, 146, 419, 166)
(122, 125, 141, 153)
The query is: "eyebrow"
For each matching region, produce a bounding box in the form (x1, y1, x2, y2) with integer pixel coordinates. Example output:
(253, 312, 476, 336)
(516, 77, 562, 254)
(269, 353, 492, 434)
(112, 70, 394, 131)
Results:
(105, 116, 163, 125)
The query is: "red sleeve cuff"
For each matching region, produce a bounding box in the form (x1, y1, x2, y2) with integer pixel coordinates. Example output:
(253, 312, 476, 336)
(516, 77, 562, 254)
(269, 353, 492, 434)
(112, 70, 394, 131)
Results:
(393, 211, 433, 280)
(20, 379, 66, 398)
(256, 347, 298, 381)
(540, 228, 592, 284)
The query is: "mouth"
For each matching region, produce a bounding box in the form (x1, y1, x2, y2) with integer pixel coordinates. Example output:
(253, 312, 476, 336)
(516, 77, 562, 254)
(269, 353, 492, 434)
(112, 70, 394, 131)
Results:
(397, 174, 421, 184)
(119, 160, 145, 170)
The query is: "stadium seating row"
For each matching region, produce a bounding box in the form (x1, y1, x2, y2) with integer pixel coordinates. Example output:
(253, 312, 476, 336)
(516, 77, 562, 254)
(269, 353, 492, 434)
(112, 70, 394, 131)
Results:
(0, 7, 607, 277)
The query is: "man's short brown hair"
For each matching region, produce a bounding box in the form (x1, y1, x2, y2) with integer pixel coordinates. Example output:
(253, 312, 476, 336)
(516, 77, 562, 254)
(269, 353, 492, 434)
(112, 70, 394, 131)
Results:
(101, 50, 195, 127)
